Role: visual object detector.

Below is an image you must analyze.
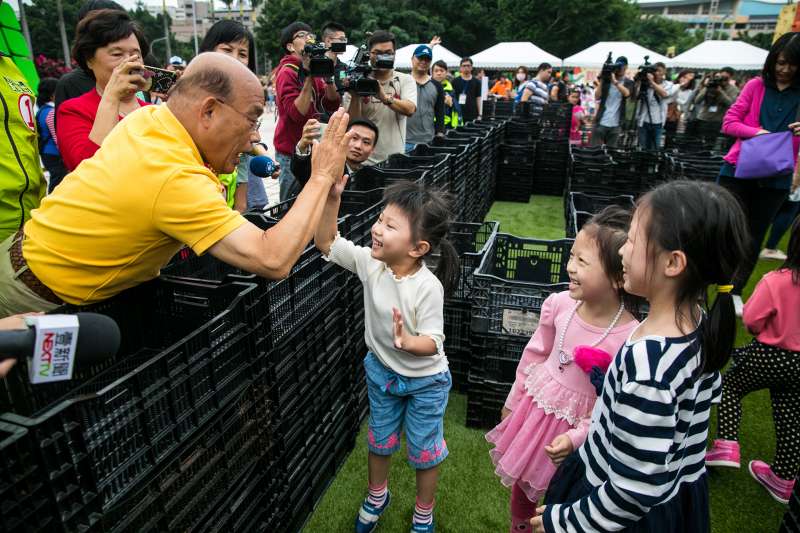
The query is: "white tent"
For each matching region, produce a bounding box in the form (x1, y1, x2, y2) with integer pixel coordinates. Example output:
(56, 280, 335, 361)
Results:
(340, 44, 360, 65)
(564, 41, 670, 69)
(393, 44, 462, 70)
(669, 40, 768, 70)
(470, 42, 561, 70)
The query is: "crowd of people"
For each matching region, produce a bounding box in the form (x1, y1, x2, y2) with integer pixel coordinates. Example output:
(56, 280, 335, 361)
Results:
(1, 2, 800, 531)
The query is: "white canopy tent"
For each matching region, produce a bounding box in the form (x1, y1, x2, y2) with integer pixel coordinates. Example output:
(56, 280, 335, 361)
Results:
(470, 42, 561, 70)
(339, 44, 360, 65)
(393, 44, 462, 70)
(563, 41, 670, 69)
(669, 40, 768, 70)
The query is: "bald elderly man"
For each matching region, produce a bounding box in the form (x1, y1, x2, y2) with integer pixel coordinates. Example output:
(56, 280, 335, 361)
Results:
(0, 53, 353, 316)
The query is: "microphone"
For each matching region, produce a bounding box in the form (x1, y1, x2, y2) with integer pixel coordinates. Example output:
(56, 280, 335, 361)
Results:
(249, 155, 277, 177)
(0, 313, 121, 383)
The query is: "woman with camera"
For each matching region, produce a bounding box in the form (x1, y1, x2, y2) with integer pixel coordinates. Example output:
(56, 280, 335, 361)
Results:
(719, 32, 800, 315)
(56, 9, 150, 172)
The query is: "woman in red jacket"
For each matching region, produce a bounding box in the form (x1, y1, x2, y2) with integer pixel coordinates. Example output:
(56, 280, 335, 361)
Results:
(56, 9, 149, 171)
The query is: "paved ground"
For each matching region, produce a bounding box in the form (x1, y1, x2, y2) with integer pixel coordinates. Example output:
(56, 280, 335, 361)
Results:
(257, 108, 281, 207)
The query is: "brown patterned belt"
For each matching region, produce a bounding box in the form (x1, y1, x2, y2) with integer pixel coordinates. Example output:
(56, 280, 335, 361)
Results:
(9, 229, 62, 305)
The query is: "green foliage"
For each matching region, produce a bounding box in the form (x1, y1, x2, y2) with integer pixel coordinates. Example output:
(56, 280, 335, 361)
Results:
(25, 0, 81, 59)
(494, 0, 638, 58)
(625, 15, 704, 56)
(254, 0, 498, 64)
(739, 30, 773, 51)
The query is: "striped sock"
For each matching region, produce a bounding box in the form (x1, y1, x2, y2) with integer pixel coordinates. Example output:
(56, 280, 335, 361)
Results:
(366, 480, 388, 508)
(412, 498, 434, 526)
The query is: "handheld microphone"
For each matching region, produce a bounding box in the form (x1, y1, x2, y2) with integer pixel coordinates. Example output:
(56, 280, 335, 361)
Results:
(249, 155, 276, 177)
(0, 313, 121, 383)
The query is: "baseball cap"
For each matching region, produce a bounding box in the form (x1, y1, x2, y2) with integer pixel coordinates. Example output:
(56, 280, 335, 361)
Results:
(614, 56, 628, 67)
(413, 45, 433, 59)
(169, 56, 186, 67)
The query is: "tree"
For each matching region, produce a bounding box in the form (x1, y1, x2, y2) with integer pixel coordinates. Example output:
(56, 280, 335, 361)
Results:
(25, 0, 82, 60)
(254, 0, 497, 64)
(494, 0, 638, 58)
(625, 15, 701, 57)
(738, 30, 772, 51)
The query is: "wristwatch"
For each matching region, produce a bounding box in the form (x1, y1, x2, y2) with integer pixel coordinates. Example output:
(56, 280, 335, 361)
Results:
(383, 96, 393, 106)
(295, 143, 311, 157)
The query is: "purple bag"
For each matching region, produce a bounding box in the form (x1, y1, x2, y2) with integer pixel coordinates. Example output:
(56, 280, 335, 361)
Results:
(735, 131, 795, 179)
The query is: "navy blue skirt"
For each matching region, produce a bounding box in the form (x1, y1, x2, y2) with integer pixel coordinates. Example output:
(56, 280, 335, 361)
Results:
(544, 452, 710, 533)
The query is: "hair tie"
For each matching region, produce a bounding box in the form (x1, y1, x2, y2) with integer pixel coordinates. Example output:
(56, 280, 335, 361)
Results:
(717, 284, 734, 294)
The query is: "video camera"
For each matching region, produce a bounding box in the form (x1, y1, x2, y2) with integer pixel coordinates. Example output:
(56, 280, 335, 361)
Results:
(341, 42, 395, 97)
(304, 39, 347, 78)
(635, 55, 657, 84)
(707, 74, 725, 90)
(600, 52, 615, 83)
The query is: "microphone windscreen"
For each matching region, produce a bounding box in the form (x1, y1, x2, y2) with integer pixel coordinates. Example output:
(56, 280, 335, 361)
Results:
(74, 313, 121, 365)
(249, 155, 275, 177)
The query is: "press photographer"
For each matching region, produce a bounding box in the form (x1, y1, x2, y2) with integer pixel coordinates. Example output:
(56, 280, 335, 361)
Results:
(591, 55, 632, 147)
(321, 21, 348, 90)
(634, 60, 677, 150)
(274, 22, 342, 201)
(690, 67, 739, 141)
(345, 31, 417, 165)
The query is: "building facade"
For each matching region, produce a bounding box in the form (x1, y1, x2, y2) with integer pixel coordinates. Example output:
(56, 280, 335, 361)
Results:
(638, 0, 791, 37)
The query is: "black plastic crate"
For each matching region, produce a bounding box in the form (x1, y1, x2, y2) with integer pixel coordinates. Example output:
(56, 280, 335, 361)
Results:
(499, 143, 536, 167)
(470, 331, 529, 385)
(101, 380, 268, 532)
(495, 165, 533, 202)
(0, 421, 68, 533)
(472, 234, 570, 336)
(465, 375, 512, 429)
(443, 301, 472, 393)
(566, 192, 636, 238)
(351, 166, 430, 191)
(1, 281, 256, 525)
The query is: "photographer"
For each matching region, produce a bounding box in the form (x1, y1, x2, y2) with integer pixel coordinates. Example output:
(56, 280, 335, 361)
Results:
(635, 61, 678, 150)
(405, 45, 445, 151)
(345, 30, 417, 165)
(691, 67, 739, 140)
(590, 56, 632, 147)
(321, 21, 348, 91)
(290, 118, 378, 188)
(274, 21, 342, 201)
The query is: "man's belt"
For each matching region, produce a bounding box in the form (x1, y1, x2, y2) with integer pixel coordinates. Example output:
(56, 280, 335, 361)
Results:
(9, 229, 62, 305)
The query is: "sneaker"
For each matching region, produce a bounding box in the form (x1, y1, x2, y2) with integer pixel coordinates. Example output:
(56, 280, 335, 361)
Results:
(705, 439, 741, 468)
(411, 517, 435, 533)
(355, 491, 391, 533)
(732, 294, 744, 318)
(759, 248, 788, 261)
(749, 460, 794, 504)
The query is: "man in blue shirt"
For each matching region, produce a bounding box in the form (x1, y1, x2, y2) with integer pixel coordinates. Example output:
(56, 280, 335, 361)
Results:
(591, 56, 632, 147)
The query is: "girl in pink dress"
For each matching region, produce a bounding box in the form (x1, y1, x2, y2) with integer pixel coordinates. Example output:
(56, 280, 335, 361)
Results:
(486, 206, 641, 532)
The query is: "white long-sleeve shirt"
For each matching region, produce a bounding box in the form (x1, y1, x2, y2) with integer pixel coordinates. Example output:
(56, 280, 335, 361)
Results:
(325, 235, 447, 377)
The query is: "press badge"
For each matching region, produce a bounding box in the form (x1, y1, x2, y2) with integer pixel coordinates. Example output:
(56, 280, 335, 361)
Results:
(458, 94, 467, 105)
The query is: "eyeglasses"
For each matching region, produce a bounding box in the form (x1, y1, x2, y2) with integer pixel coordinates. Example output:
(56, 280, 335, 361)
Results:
(214, 98, 262, 131)
(293, 31, 315, 41)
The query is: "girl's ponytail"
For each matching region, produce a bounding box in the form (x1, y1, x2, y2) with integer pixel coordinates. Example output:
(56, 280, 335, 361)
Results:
(434, 237, 460, 298)
(701, 285, 737, 373)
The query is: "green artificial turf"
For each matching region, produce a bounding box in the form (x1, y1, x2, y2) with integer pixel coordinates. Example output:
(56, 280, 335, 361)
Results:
(304, 195, 790, 532)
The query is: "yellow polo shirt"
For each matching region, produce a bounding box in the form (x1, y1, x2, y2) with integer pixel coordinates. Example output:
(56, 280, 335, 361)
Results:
(23, 104, 246, 305)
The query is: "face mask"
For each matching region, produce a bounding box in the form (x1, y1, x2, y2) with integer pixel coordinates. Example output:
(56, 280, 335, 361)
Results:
(516, 73, 526, 82)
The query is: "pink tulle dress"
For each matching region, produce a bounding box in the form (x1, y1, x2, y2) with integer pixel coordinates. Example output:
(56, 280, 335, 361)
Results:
(485, 290, 639, 502)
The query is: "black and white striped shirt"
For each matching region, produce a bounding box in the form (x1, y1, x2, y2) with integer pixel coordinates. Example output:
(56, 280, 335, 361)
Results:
(543, 327, 722, 532)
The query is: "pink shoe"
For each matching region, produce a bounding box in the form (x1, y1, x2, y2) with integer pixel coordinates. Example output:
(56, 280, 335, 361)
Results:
(705, 439, 741, 468)
(749, 460, 794, 504)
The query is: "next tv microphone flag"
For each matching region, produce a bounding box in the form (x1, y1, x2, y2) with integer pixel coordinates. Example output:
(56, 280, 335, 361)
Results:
(249, 155, 276, 177)
(0, 313, 121, 384)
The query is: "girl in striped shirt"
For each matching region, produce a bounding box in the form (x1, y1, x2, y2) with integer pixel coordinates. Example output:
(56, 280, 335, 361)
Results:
(532, 181, 749, 532)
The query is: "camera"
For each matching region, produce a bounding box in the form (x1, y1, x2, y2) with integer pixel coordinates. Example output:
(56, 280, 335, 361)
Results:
(304, 39, 347, 78)
(707, 74, 724, 90)
(635, 56, 656, 84)
(341, 43, 395, 97)
(600, 52, 615, 83)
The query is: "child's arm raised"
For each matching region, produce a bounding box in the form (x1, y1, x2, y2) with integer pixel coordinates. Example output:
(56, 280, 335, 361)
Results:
(314, 173, 349, 256)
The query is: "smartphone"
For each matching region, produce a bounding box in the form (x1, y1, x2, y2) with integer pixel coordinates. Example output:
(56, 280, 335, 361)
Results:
(317, 122, 328, 139)
(144, 66, 178, 94)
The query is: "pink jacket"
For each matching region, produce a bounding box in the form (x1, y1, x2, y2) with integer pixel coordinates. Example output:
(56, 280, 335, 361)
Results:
(743, 269, 800, 352)
(722, 77, 800, 166)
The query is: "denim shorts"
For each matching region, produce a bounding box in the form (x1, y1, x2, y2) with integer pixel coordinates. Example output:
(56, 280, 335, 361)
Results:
(364, 352, 451, 470)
